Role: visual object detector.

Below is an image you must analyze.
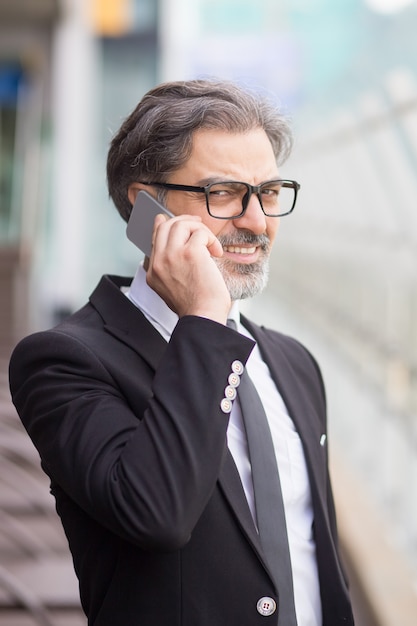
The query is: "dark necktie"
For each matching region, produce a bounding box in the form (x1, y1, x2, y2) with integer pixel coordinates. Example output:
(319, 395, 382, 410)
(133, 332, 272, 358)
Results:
(228, 319, 298, 625)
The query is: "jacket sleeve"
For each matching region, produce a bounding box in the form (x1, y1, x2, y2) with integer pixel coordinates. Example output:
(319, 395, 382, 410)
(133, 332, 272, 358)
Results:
(9, 315, 255, 550)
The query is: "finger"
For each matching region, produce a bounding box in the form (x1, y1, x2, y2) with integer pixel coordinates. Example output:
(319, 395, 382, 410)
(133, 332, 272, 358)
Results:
(155, 213, 169, 226)
(207, 236, 223, 258)
(184, 224, 223, 258)
(149, 215, 162, 256)
(150, 213, 179, 254)
(152, 215, 203, 254)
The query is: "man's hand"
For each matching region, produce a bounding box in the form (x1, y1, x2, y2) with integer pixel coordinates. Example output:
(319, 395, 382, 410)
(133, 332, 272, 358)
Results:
(145, 214, 231, 324)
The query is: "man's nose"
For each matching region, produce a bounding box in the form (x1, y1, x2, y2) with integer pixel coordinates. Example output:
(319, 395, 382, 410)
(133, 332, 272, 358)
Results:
(232, 193, 268, 234)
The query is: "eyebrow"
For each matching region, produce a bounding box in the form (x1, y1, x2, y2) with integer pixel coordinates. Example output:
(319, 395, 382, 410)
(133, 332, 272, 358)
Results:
(195, 176, 282, 187)
(195, 176, 235, 186)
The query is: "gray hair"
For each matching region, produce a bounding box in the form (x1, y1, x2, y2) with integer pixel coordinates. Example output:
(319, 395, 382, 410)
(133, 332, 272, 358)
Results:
(107, 79, 293, 222)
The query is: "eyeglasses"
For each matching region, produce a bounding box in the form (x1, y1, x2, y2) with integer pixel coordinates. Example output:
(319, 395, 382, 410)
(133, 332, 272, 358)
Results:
(138, 179, 300, 219)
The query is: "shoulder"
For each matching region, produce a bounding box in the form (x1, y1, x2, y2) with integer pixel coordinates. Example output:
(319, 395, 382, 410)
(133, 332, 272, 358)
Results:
(11, 274, 134, 353)
(9, 275, 130, 384)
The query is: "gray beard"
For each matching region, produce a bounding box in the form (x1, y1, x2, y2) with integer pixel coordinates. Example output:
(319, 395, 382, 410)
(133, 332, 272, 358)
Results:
(215, 232, 271, 301)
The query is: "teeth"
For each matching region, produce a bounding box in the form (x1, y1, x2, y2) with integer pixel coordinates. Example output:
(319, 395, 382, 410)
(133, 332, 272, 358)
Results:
(224, 246, 257, 254)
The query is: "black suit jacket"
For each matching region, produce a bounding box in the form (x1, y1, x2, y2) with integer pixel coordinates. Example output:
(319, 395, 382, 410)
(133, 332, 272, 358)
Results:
(9, 275, 354, 626)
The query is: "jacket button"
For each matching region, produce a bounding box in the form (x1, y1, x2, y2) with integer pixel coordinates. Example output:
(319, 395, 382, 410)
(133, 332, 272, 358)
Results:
(256, 596, 277, 616)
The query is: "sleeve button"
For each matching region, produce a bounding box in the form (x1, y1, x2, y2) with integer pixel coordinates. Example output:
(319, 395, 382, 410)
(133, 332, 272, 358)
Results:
(224, 385, 237, 400)
(228, 372, 240, 387)
(220, 398, 233, 414)
(231, 360, 244, 375)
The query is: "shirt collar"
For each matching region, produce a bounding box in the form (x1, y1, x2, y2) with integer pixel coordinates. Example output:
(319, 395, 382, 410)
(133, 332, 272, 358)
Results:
(125, 264, 178, 341)
(228, 300, 241, 330)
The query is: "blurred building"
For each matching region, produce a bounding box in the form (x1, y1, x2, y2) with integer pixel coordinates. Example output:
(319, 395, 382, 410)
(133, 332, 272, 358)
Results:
(0, 0, 158, 351)
(0, 0, 57, 352)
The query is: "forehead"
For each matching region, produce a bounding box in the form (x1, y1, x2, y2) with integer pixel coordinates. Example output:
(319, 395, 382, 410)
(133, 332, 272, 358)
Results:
(177, 128, 279, 183)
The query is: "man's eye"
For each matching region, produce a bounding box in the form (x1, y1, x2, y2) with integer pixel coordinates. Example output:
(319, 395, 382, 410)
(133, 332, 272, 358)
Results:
(262, 186, 281, 197)
(209, 186, 236, 198)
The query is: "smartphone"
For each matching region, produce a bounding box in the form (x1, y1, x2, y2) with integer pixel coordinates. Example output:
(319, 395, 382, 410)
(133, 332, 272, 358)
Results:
(126, 190, 173, 257)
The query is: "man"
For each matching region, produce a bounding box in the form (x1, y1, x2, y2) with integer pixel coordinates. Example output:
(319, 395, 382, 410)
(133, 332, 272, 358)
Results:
(9, 79, 354, 625)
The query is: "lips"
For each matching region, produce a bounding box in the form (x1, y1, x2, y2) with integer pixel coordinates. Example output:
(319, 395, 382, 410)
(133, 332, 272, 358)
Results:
(223, 246, 257, 255)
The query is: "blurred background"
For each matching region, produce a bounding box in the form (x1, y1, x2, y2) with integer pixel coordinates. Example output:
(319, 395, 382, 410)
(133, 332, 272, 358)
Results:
(0, 0, 416, 624)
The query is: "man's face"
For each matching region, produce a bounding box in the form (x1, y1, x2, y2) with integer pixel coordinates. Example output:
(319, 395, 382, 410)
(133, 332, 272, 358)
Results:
(163, 128, 281, 301)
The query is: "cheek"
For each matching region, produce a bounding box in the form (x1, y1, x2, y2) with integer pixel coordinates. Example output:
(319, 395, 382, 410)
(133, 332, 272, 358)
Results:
(266, 217, 280, 244)
(200, 215, 230, 238)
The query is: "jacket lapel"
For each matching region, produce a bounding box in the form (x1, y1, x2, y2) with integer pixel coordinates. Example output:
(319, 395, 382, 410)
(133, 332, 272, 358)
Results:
(220, 313, 333, 588)
(218, 450, 271, 574)
(240, 315, 329, 511)
(219, 452, 261, 540)
(240, 317, 351, 601)
(89, 274, 168, 370)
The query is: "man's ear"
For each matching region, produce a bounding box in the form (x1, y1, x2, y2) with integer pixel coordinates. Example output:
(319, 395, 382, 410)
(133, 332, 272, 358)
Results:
(128, 183, 143, 207)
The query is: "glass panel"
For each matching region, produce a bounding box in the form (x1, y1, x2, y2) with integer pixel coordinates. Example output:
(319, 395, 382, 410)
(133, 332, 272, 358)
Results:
(0, 63, 23, 241)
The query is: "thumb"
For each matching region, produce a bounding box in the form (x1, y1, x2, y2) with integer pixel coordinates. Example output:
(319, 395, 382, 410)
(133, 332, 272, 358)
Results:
(207, 235, 223, 258)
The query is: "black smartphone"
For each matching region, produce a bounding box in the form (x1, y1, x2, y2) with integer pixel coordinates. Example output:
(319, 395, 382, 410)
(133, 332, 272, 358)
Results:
(126, 190, 173, 257)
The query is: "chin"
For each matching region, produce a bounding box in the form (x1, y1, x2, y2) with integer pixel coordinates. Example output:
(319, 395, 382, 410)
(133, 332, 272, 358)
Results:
(220, 261, 270, 301)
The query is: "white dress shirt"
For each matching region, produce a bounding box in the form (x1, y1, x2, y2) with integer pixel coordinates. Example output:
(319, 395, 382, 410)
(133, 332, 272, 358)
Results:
(125, 265, 322, 626)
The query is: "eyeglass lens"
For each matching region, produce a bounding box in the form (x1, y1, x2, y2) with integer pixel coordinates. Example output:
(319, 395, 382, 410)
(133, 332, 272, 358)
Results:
(206, 181, 295, 218)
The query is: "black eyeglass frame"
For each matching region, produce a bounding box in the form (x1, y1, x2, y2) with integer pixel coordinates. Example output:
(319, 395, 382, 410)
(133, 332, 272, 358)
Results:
(138, 179, 300, 219)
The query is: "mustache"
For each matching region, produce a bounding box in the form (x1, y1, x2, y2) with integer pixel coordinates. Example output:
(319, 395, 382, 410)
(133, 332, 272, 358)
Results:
(217, 232, 270, 251)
